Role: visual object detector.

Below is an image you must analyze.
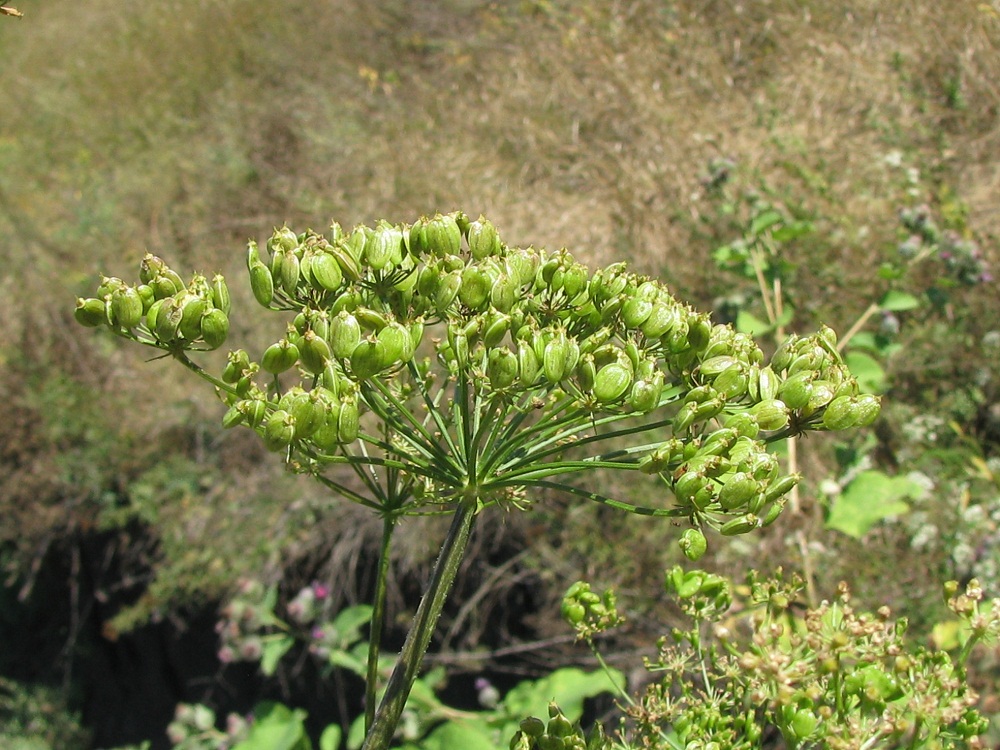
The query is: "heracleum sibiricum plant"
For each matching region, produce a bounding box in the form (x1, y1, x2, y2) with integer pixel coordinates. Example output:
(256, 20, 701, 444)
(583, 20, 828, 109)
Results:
(74, 211, 878, 749)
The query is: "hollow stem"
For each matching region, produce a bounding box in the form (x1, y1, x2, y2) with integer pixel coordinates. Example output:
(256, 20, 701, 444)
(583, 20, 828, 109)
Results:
(365, 513, 397, 733)
(360, 500, 478, 750)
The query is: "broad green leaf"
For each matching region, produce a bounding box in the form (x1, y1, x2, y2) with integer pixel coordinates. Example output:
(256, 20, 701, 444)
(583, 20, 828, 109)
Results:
(844, 350, 886, 394)
(932, 619, 966, 651)
(826, 470, 920, 538)
(879, 289, 921, 312)
(261, 634, 295, 676)
(319, 724, 342, 750)
(736, 310, 772, 336)
(346, 713, 366, 750)
(500, 667, 623, 725)
(232, 702, 311, 750)
(416, 719, 497, 750)
(330, 604, 374, 644)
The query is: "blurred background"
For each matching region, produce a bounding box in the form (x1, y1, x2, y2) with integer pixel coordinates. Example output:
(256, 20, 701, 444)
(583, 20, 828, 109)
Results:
(1, 1, 998, 747)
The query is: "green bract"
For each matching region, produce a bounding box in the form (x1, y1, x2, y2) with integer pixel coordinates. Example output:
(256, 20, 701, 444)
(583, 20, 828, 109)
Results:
(75, 211, 879, 750)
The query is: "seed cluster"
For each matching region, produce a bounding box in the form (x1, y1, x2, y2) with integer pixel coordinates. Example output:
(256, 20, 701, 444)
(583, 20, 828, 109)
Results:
(75, 212, 878, 542)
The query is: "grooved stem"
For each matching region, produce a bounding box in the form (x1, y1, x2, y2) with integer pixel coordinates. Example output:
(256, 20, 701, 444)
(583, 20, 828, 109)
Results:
(360, 501, 477, 750)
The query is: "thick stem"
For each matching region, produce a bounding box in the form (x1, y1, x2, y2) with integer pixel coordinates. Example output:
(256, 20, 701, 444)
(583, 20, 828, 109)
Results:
(360, 501, 478, 750)
(365, 514, 397, 733)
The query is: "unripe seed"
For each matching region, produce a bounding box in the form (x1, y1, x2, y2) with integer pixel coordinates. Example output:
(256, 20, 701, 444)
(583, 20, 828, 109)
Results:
(290, 391, 326, 438)
(177, 293, 208, 340)
(723, 412, 760, 439)
(629, 373, 663, 412)
(467, 217, 501, 260)
(139, 253, 168, 285)
(750, 399, 790, 431)
(249, 262, 275, 307)
(155, 297, 184, 343)
(459, 266, 491, 310)
(641, 301, 680, 339)
(490, 273, 519, 313)
(423, 213, 462, 257)
(713, 364, 749, 400)
(674, 470, 707, 504)
(756, 365, 778, 401)
(802, 380, 835, 416)
(136, 284, 155, 313)
(310, 402, 344, 451)
(686, 314, 713, 351)
(378, 321, 414, 364)
(278, 249, 301, 296)
(542, 333, 570, 384)
(200, 308, 230, 350)
(700, 355, 739, 379)
(351, 338, 388, 379)
(110, 286, 144, 329)
(764, 473, 800, 503)
(778, 370, 815, 411)
(222, 350, 251, 383)
(853, 394, 881, 427)
(719, 513, 760, 536)
(263, 410, 296, 452)
(337, 398, 360, 443)
(593, 362, 632, 404)
(679, 528, 708, 561)
(621, 296, 653, 329)
(435, 270, 463, 311)
(672, 401, 699, 432)
(299, 330, 332, 374)
(146, 274, 175, 300)
(309, 250, 343, 292)
(487, 348, 519, 389)
(562, 263, 589, 298)
(222, 403, 245, 429)
(261, 339, 300, 374)
(75, 297, 107, 327)
(718, 472, 758, 511)
(518, 341, 541, 387)
(211, 274, 231, 315)
(482, 313, 511, 348)
(330, 311, 362, 359)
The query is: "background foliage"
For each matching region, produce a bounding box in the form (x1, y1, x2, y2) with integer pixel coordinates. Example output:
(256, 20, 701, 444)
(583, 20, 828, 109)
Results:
(1, 0, 998, 747)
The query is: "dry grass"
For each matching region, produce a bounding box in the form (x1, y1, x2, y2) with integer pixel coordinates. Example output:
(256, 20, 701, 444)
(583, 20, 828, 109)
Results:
(0, 0, 998, 652)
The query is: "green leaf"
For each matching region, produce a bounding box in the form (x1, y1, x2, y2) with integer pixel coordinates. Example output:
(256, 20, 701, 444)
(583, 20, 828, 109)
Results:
(844, 350, 887, 394)
(417, 719, 497, 750)
(260, 634, 295, 677)
(825, 470, 921, 539)
(319, 724, 342, 750)
(749, 209, 783, 237)
(771, 220, 814, 243)
(500, 667, 623, 726)
(346, 714, 366, 750)
(736, 310, 773, 336)
(879, 289, 921, 312)
(735, 305, 793, 336)
(327, 604, 373, 648)
(232, 702, 311, 750)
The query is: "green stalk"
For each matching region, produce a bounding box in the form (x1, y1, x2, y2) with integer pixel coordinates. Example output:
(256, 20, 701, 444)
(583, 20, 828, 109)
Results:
(360, 500, 478, 750)
(365, 514, 397, 732)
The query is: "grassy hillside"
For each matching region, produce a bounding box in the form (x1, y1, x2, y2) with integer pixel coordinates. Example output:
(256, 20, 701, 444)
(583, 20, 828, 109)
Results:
(0, 0, 998, 745)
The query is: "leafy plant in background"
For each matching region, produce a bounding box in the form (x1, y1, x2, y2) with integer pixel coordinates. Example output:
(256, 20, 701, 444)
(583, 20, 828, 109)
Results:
(75, 211, 878, 748)
(705, 162, 992, 545)
(527, 569, 998, 749)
